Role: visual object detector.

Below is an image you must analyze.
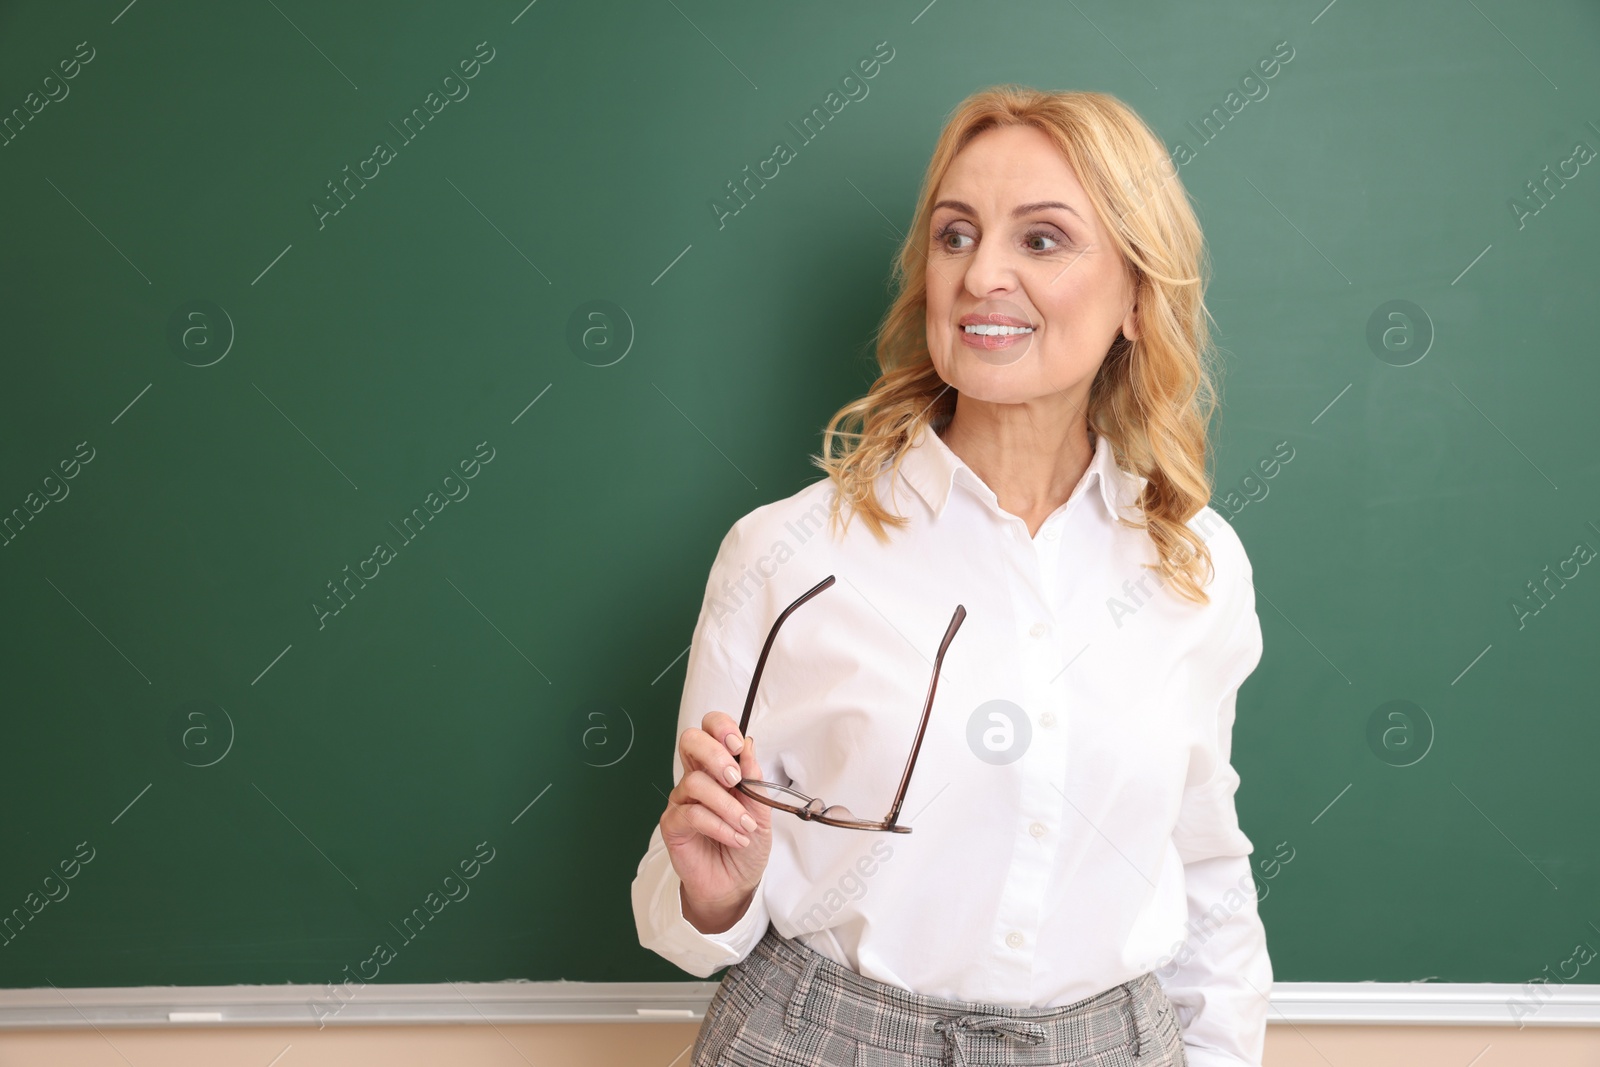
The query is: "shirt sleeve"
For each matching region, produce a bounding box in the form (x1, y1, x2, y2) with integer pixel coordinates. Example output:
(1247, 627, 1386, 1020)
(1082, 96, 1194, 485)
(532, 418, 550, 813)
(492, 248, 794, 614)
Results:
(631, 520, 774, 977)
(1160, 540, 1273, 1067)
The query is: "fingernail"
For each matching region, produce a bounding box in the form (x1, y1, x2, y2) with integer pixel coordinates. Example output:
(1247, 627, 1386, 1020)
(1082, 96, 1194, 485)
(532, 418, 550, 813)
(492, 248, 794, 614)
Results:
(734, 833, 750, 847)
(723, 765, 741, 786)
(725, 733, 744, 755)
(740, 813, 758, 833)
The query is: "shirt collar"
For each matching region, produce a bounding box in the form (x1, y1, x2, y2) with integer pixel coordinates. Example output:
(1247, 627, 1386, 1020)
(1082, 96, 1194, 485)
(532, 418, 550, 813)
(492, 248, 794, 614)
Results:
(893, 422, 1140, 525)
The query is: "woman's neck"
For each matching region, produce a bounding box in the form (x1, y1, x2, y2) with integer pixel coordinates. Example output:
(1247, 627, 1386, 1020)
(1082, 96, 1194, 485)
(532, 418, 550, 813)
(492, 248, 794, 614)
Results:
(938, 414, 1095, 536)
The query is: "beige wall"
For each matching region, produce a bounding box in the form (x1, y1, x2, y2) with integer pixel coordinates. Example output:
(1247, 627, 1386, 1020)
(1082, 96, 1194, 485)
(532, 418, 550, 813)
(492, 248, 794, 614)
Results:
(0, 1022, 1597, 1066)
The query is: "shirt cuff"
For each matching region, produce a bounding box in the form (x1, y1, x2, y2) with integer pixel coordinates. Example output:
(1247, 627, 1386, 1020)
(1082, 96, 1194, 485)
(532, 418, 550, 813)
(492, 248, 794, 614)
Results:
(672, 865, 771, 950)
(634, 849, 771, 978)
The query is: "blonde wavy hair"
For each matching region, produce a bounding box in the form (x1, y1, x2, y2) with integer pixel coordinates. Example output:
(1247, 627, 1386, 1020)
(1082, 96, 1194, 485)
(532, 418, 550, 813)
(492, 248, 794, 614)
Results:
(808, 84, 1225, 605)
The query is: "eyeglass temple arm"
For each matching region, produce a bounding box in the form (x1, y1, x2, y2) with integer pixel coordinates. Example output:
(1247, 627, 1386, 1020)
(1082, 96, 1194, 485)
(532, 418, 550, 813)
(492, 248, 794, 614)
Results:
(884, 603, 967, 828)
(737, 574, 837, 736)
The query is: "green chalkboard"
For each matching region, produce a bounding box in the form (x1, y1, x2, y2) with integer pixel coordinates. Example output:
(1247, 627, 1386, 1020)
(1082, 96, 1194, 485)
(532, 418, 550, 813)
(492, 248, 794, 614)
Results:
(2, 0, 1598, 991)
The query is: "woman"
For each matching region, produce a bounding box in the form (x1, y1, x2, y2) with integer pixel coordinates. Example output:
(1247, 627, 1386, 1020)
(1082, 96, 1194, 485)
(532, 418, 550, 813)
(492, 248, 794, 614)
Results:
(633, 85, 1271, 1067)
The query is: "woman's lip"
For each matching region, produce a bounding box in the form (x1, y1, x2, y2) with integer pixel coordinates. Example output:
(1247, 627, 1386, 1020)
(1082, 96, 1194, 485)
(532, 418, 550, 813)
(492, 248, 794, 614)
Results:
(958, 313, 1034, 328)
(958, 326, 1032, 351)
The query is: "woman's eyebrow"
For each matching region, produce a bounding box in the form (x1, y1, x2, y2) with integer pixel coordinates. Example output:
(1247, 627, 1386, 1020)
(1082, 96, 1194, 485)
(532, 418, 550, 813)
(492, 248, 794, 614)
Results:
(931, 199, 1084, 222)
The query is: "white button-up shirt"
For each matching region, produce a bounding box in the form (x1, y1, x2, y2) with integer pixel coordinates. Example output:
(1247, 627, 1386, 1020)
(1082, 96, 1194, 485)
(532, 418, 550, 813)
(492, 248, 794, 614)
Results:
(633, 424, 1271, 1067)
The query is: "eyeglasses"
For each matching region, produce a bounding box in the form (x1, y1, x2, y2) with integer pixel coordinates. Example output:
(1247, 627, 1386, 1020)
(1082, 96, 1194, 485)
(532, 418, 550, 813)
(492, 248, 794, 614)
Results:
(734, 574, 967, 833)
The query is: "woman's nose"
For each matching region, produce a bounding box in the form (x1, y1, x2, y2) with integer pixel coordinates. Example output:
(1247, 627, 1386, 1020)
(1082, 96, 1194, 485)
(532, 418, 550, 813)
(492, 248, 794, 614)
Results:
(961, 239, 1017, 299)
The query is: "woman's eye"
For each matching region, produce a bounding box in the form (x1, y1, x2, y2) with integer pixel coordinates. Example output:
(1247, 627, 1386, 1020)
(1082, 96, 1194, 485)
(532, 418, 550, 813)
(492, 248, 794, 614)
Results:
(1024, 229, 1063, 252)
(932, 225, 1065, 253)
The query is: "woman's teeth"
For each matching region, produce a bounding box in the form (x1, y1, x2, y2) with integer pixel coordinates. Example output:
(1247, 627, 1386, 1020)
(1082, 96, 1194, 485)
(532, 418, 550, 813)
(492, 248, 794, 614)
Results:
(963, 324, 1033, 336)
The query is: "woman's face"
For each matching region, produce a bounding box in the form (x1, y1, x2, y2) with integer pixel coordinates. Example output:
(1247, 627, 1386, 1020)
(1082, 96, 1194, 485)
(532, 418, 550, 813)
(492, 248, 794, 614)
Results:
(924, 124, 1139, 409)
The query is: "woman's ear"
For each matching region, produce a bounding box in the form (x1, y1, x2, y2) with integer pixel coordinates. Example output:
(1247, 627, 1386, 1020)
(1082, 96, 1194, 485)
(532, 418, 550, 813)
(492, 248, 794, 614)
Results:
(1120, 300, 1139, 342)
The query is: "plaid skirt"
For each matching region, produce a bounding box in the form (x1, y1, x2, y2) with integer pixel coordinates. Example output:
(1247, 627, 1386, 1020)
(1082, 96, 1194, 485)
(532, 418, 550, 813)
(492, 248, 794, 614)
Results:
(692, 927, 1188, 1066)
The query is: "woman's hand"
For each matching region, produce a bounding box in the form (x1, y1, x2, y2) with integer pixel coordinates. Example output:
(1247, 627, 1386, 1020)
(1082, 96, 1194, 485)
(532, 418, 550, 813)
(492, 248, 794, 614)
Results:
(660, 711, 773, 934)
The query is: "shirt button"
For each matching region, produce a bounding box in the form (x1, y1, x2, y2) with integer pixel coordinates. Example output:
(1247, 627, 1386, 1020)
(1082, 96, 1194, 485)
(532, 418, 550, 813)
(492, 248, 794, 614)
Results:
(1029, 822, 1047, 838)
(1029, 622, 1049, 638)
(1006, 931, 1024, 949)
(1039, 711, 1056, 728)
(1045, 527, 1059, 541)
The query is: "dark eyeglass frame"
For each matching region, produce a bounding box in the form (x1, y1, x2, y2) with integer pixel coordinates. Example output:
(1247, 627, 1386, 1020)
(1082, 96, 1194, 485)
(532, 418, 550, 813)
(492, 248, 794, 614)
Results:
(734, 574, 966, 833)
